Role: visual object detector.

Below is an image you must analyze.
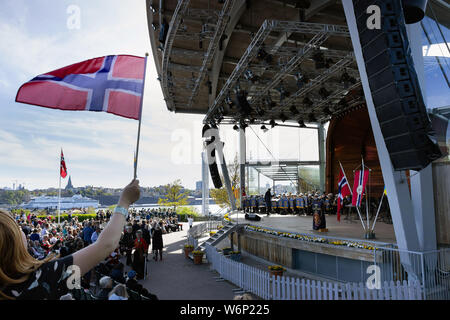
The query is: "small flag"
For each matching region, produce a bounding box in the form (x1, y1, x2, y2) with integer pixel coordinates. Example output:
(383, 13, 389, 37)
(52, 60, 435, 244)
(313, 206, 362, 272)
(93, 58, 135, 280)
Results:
(60, 150, 67, 178)
(352, 168, 369, 207)
(337, 165, 351, 222)
(16, 55, 146, 120)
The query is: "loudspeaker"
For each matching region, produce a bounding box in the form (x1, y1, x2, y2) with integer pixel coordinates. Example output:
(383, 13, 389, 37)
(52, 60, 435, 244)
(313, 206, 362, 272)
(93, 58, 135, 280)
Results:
(401, 0, 428, 24)
(353, 0, 441, 171)
(245, 213, 261, 221)
(202, 124, 223, 189)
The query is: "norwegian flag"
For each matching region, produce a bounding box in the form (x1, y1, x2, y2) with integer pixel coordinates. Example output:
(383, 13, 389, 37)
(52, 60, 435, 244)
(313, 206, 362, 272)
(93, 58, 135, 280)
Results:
(16, 55, 146, 120)
(337, 165, 351, 222)
(352, 168, 369, 207)
(60, 150, 67, 179)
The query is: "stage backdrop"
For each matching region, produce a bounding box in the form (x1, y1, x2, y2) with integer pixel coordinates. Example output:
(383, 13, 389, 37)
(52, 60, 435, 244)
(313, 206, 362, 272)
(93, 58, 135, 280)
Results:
(326, 105, 384, 196)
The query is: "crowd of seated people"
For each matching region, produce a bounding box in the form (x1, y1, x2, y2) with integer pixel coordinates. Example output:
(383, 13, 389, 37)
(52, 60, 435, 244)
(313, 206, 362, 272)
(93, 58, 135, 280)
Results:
(11, 206, 185, 300)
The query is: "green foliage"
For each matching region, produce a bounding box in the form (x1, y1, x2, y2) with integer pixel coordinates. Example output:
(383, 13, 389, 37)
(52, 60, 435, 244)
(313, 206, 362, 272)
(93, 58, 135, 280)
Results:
(158, 179, 189, 210)
(0, 189, 30, 205)
(36, 213, 97, 222)
(176, 206, 203, 222)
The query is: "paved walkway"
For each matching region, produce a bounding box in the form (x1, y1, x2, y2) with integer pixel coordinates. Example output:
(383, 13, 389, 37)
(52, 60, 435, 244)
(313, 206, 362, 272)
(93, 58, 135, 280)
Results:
(121, 222, 243, 300)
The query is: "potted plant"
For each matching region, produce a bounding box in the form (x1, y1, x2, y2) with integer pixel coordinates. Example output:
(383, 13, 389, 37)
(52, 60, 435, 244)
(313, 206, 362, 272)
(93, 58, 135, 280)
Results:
(183, 244, 194, 258)
(268, 265, 286, 279)
(222, 247, 232, 255)
(229, 251, 241, 262)
(192, 250, 204, 265)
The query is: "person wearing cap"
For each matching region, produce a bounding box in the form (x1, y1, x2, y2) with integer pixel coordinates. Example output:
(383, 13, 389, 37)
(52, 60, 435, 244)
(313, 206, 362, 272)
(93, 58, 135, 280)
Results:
(126, 270, 143, 294)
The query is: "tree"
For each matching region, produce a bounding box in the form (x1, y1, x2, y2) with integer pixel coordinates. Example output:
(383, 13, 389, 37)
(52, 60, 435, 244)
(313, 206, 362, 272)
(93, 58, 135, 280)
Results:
(157, 179, 189, 211)
(210, 153, 240, 209)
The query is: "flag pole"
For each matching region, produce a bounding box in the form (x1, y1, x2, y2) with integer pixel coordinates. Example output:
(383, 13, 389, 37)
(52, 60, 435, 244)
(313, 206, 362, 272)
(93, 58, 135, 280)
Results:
(371, 189, 385, 232)
(58, 148, 62, 225)
(339, 161, 366, 231)
(134, 53, 149, 180)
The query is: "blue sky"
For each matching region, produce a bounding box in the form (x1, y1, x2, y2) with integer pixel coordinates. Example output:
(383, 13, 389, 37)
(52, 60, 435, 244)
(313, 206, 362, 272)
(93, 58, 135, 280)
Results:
(0, 1, 448, 190)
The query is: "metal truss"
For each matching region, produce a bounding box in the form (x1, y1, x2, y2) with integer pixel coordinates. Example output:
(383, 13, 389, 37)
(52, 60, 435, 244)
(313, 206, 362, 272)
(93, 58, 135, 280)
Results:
(187, 0, 236, 109)
(272, 54, 355, 112)
(161, 0, 191, 110)
(248, 31, 329, 108)
(204, 20, 350, 123)
(175, 30, 215, 40)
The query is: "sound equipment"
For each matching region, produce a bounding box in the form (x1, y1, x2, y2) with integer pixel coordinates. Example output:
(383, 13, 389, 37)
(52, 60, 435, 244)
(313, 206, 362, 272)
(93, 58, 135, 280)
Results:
(353, 0, 441, 171)
(245, 213, 261, 221)
(159, 19, 169, 45)
(401, 0, 428, 24)
(202, 124, 223, 189)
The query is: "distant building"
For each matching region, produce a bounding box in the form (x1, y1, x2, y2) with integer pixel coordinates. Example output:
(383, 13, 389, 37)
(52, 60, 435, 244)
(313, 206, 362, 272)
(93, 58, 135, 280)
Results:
(21, 194, 99, 210)
(65, 176, 73, 190)
(196, 181, 202, 192)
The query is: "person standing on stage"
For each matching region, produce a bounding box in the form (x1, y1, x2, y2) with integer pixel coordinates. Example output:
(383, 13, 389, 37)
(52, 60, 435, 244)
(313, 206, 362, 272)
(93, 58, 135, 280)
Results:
(264, 188, 273, 216)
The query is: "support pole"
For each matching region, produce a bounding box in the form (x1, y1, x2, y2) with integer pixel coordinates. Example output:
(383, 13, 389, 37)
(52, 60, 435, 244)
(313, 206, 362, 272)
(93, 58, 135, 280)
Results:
(201, 150, 210, 216)
(239, 127, 246, 209)
(58, 174, 61, 225)
(318, 123, 326, 192)
(216, 141, 237, 211)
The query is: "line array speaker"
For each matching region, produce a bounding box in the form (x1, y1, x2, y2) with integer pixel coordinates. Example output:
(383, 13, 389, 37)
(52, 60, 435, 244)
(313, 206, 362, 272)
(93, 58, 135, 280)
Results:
(353, 0, 442, 171)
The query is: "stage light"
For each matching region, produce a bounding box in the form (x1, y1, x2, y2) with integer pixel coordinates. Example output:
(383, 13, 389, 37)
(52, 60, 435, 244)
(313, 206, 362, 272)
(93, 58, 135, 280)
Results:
(294, 0, 311, 9)
(298, 119, 307, 128)
(340, 70, 357, 88)
(233, 124, 239, 131)
(226, 94, 235, 107)
(244, 69, 258, 83)
(150, 5, 157, 13)
(303, 96, 313, 107)
(270, 119, 277, 128)
(312, 50, 325, 69)
(323, 107, 333, 116)
(318, 87, 330, 99)
(240, 120, 248, 130)
(290, 106, 299, 115)
(261, 125, 269, 133)
(256, 106, 265, 117)
(264, 96, 276, 109)
(152, 23, 158, 31)
(219, 34, 228, 51)
(279, 113, 287, 123)
(276, 84, 290, 101)
(257, 48, 273, 64)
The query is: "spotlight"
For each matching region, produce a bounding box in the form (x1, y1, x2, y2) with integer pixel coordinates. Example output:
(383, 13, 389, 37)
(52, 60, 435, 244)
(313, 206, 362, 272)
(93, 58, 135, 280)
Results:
(303, 96, 313, 107)
(294, 0, 311, 9)
(264, 96, 276, 109)
(244, 69, 258, 83)
(219, 34, 228, 51)
(298, 119, 306, 128)
(312, 50, 325, 69)
(152, 23, 158, 31)
(323, 107, 333, 116)
(226, 94, 235, 107)
(340, 70, 356, 88)
(256, 106, 265, 117)
(240, 120, 248, 130)
(150, 5, 157, 13)
(233, 124, 239, 131)
(318, 87, 330, 99)
(261, 125, 269, 133)
(257, 48, 273, 64)
(279, 113, 287, 123)
(269, 119, 277, 128)
(290, 106, 299, 115)
(276, 84, 290, 101)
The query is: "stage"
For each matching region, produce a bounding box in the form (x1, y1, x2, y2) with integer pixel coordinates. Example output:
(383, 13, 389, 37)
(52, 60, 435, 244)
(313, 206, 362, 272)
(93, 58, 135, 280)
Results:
(229, 212, 396, 245)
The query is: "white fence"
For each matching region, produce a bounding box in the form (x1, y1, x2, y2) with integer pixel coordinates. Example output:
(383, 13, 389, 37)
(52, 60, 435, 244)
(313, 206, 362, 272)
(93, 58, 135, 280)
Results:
(205, 244, 423, 300)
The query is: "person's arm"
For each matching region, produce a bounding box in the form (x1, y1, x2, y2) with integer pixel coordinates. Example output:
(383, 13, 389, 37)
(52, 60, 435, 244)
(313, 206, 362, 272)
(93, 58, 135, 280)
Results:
(73, 180, 140, 275)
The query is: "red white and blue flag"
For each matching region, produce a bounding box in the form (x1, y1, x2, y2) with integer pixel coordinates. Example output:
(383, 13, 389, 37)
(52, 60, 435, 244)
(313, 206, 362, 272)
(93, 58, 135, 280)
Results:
(60, 149, 67, 179)
(337, 165, 351, 222)
(352, 168, 369, 207)
(16, 55, 146, 120)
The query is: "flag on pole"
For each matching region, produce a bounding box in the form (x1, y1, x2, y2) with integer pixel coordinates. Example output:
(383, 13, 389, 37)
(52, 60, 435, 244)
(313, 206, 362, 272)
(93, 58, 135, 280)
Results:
(16, 55, 146, 120)
(337, 165, 351, 222)
(60, 150, 67, 179)
(352, 168, 369, 207)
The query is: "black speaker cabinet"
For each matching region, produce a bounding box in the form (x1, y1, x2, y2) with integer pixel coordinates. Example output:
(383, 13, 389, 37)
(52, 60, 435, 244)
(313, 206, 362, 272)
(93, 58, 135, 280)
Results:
(353, 0, 441, 171)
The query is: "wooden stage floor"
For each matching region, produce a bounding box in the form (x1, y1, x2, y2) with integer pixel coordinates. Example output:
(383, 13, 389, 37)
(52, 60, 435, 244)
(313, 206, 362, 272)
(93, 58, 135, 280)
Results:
(228, 212, 397, 245)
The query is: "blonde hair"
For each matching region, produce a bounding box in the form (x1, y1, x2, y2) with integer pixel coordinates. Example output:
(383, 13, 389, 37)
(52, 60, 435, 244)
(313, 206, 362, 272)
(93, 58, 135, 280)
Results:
(0, 210, 55, 300)
(108, 284, 128, 299)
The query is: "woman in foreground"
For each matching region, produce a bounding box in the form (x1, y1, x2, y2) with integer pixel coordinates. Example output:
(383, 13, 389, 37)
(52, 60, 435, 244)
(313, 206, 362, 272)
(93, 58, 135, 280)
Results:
(0, 179, 140, 300)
